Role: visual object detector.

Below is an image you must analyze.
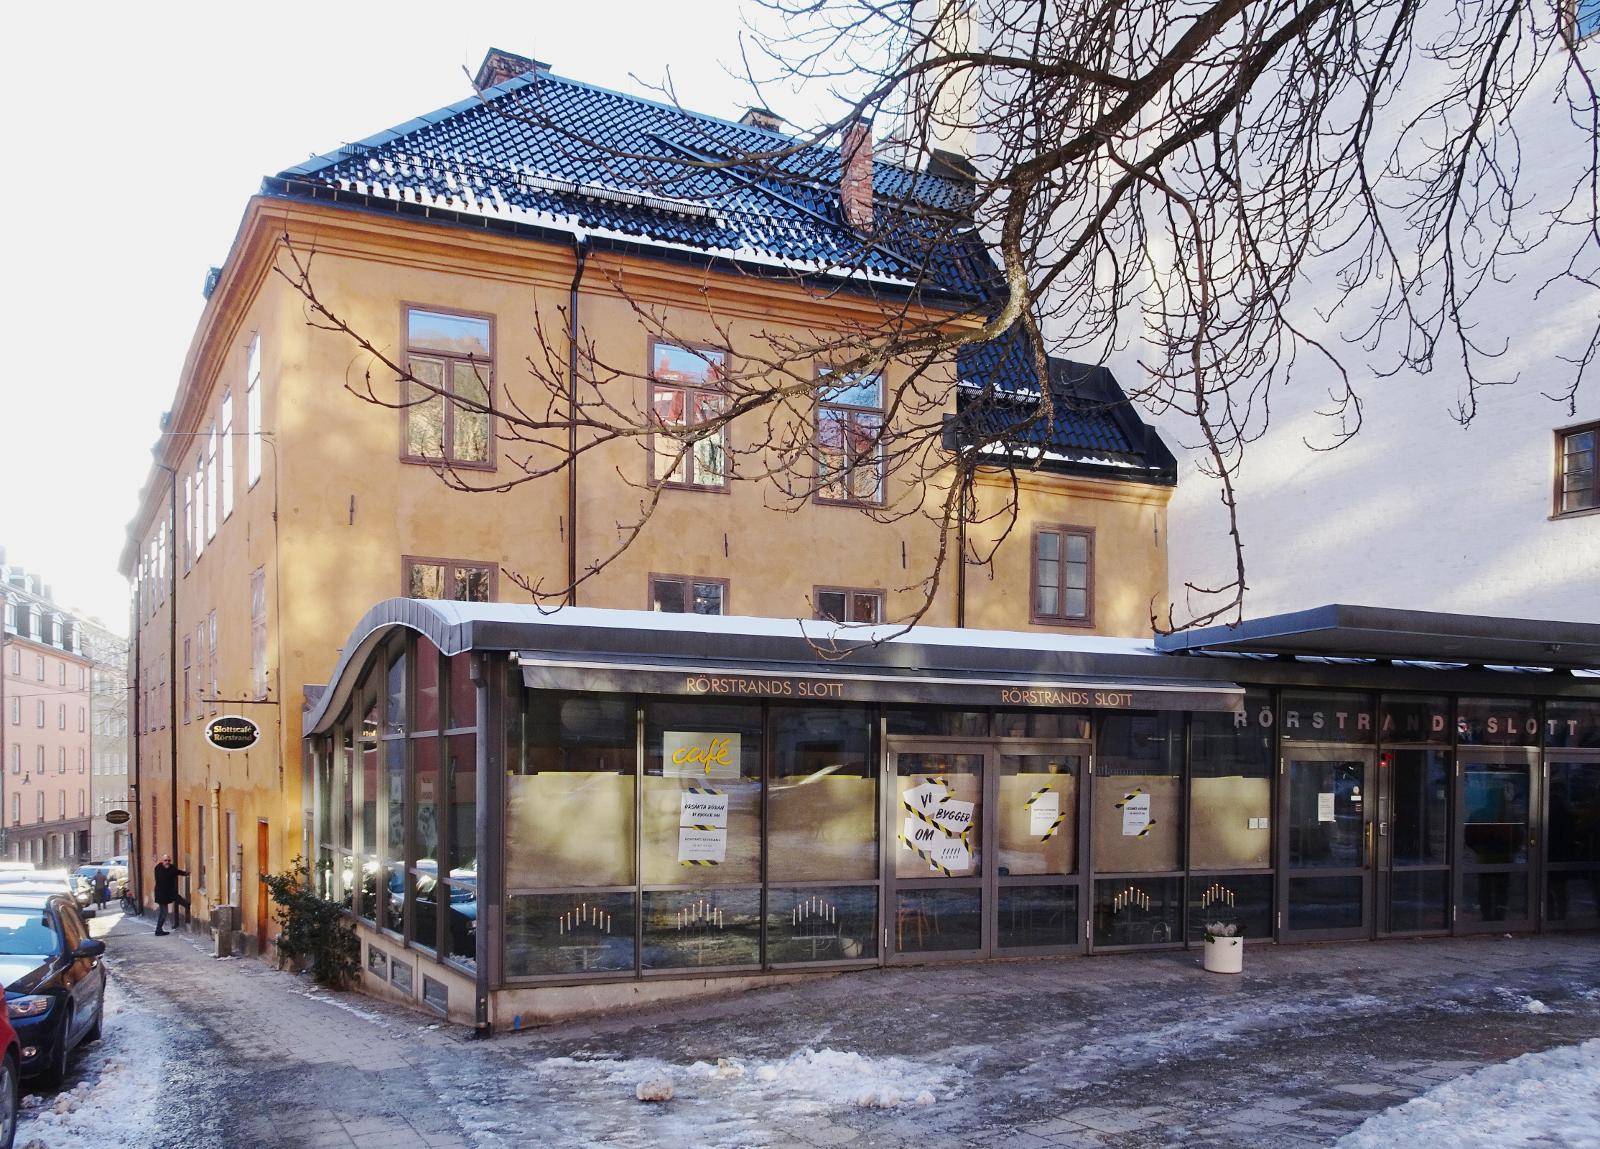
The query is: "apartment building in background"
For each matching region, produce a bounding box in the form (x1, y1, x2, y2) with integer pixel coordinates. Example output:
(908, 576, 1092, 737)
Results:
(0, 549, 98, 866)
(80, 617, 129, 861)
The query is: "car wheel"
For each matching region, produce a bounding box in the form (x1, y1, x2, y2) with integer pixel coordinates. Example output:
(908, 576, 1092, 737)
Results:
(0, 1049, 16, 1149)
(36, 1009, 71, 1090)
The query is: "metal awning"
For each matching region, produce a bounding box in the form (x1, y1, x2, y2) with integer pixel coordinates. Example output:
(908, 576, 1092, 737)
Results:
(1155, 605, 1600, 671)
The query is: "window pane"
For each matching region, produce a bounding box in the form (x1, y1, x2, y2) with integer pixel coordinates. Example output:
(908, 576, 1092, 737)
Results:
(896, 887, 982, 953)
(1035, 580, 1059, 618)
(1092, 714, 1182, 872)
(451, 361, 491, 463)
(1380, 695, 1452, 744)
(815, 590, 846, 622)
(849, 592, 880, 624)
(767, 887, 878, 963)
(769, 707, 875, 881)
(652, 343, 725, 387)
(997, 886, 1078, 950)
(385, 650, 407, 733)
(508, 693, 636, 889)
(691, 582, 724, 615)
(412, 737, 439, 862)
(1190, 696, 1273, 869)
(1550, 761, 1600, 863)
(1064, 588, 1088, 618)
(652, 387, 687, 483)
(506, 892, 636, 976)
(409, 562, 445, 600)
(998, 754, 1078, 876)
(1279, 690, 1375, 744)
(642, 702, 762, 886)
(447, 654, 474, 730)
(1187, 874, 1272, 942)
(1038, 531, 1059, 561)
(819, 371, 882, 409)
(1093, 876, 1181, 946)
(408, 310, 491, 357)
(1457, 697, 1538, 746)
(651, 578, 686, 613)
(382, 739, 405, 934)
(1390, 749, 1449, 866)
(642, 888, 760, 969)
(1065, 533, 1088, 563)
(447, 732, 476, 873)
(1462, 761, 1530, 865)
(407, 359, 446, 458)
(414, 641, 441, 731)
(692, 430, 726, 486)
(454, 565, 492, 603)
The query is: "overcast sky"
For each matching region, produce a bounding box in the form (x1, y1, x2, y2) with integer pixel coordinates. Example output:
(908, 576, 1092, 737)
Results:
(1, 0, 838, 632)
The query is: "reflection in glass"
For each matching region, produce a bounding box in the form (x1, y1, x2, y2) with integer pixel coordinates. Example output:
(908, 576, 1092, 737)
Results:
(1093, 715, 1181, 873)
(1186, 874, 1272, 943)
(411, 871, 438, 952)
(893, 753, 982, 879)
(1548, 761, 1600, 864)
(885, 709, 987, 737)
(1547, 870, 1600, 924)
(1288, 875, 1363, 931)
(1287, 759, 1365, 868)
(1456, 698, 1538, 746)
(1459, 872, 1528, 925)
(382, 739, 405, 934)
(507, 693, 635, 889)
(997, 755, 1077, 876)
(769, 708, 876, 882)
(998, 886, 1077, 949)
(1191, 697, 1273, 870)
(1390, 750, 1449, 865)
(1379, 695, 1452, 744)
(448, 733, 476, 873)
(642, 889, 760, 969)
(1546, 701, 1600, 749)
(895, 887, 981, 952)
(767, 887, 878, 963)
(1093, 877, 1181, 947)
(992, 711, 1090, 739)
(1388, 870, 1448, 933)
(506, 892, 636, 976)
(443, 880, 477, 970)
(1279, 691, 1374, 744)
(1462, 762, 1529, 865)
(414, 640, 441, 732)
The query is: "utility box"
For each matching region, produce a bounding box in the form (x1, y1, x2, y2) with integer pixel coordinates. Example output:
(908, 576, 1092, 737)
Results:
(211, 905, 239, 957)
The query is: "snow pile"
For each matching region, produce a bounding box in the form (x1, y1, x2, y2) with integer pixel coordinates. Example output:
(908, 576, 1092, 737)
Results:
(13, 982, 168, 1148)
(1337, 1039, 1600, 1149)
(689, 1047, 952, 1110)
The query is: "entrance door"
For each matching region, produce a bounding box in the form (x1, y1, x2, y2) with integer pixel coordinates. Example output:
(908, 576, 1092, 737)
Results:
(1376, 749, 1452, 935)
(1545, 757, 1600, 929)
(1457, 750, 1539, 932)
(256, 820, 271, 952)
(994, 747, 1086, 954)
(1280, 749, 1374, 940)
(886, 747, 986, 959)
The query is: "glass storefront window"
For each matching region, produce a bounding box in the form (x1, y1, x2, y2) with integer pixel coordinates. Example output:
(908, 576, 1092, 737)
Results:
(886, 709, 987, 738)
(997, 754, 1077, 876)
(382, 739, 405, 935)
(385, 649, 406, 734)
(507, 693, 636, 889)
(1186, 873, 1271, 943)
(642, 889, 761, 969)
(766, 886, 878, 963)
(1092, 714, 1181, 873)
(998, 885, 1077, 949)
(769, 707, 875, 882)
(506, 893, 637, 976)
(1546, 700, 1600, 749)
(337, 724, 354, 851)
(992, 711, 1089, 739)
(1093, 876, 1181, 947)
(1280, 691, 1374, 744)
(414, 639, 441, 733)
(643, 702, 762, 887)
(894, 752, 983, 879)
(447, 732, 476, 873)
(1287, 875, 1362, 931)
(358, 698, 379, 924)
(1389, 749, 1449, 866)
(411, 733, 440, 951)
(1545, 761, 1600, 924)
(1461, 762, 1529, 865)
(1457, 697, 1538, 746)
(411, 871, 439, 953)
(1287, 759, 1364, 868)
(1389, 870, 1449, 933)
(1190, 696, 1272, 870)
(1380, 695, 1451, 745)
(895, 887, 982, 953)
(447, 653, 474, 731)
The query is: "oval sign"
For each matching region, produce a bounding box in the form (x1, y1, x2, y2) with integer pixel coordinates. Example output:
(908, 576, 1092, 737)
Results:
(105, 809, 131, 826)
(205, 715, 260, 752)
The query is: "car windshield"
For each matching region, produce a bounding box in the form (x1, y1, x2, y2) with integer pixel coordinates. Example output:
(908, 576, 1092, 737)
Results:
(0, 908, 57, 956)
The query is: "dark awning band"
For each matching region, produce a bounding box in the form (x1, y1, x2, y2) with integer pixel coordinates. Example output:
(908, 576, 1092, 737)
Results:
(516, 652, 1245, 713)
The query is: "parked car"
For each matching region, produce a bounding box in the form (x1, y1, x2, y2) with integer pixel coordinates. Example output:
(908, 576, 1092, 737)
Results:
(0, 988, 17, 1149)
(69, 863, 126, 909)
(0, 890, 106, 1086)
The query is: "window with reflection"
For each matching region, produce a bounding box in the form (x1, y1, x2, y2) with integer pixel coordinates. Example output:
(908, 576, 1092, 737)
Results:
(992, 711, 1089, 739)
(506, 892, 637, 976)
(1093, 877, 1181, 947)
(1456, 698, 1539, 746)
(1190, 696, 1272, 870)
(885, 708, 988, 738)
(998, 886, 1077, 949)
(410, 733, 440, 951)
(1545, 700, 1600, 749)
(506, 693, 636, 890)
(1279, 691, 1374, 743)
(642, 702, 762, 888)
(414, 639, 441, 733)
(403, 308, 493, 467)
(767, 887, 878, 963)
(1186, 874, 1272, 943)
(768, 707, 875, 882)
(381, 738, 405, 935)
(358, 695, 380, 924)
(642, 889, 760, 969)
(997, 754, 1077, 876)
(1380, 695, 1452, 745)
(1092, 714, 1181, 873)
(445, 731, 477, 969)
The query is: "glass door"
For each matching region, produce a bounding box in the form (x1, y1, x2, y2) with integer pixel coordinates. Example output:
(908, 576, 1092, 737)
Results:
(1280, 749, 1374, 940)
(1457, 750, 1539, 932)
(886, 746, 986, 959)
(994, 747, 1086, 953)
(1377, 749, 1452, 935)
(1545, 756, 1600, 929)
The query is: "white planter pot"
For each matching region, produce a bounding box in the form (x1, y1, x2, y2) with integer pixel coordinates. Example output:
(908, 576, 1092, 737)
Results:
(1203, 935, 1243, 974)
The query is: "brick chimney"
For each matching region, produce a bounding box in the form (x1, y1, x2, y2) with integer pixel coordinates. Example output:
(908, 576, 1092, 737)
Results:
(840, 118, 874, 231)
(474, 48, 551, 91)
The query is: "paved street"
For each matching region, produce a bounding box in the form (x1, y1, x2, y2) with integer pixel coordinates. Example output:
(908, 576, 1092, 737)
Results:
(20, 911, 1600, 1148)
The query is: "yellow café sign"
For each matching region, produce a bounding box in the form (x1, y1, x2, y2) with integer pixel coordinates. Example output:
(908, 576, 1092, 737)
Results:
(662, 731, 742, 780)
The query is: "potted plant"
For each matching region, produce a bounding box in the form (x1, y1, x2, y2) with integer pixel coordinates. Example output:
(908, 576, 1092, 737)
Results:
(1203, 921, 1243, 974)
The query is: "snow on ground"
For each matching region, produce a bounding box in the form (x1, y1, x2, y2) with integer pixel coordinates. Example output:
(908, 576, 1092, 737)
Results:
(14, 972, 167, 1149)
(1336, 1039, 1600, 1149)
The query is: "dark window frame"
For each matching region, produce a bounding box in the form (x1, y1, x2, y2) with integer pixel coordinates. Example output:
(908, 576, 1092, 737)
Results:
(1554, 419, 1600, 518)
(646, 337, 731, 492)
(1030, 524, 1096, 628)
(401, 555, 498, 603)
(399, 304, 498, 472)
(812, 585, 884, 624)
(648, 573, 730, 615)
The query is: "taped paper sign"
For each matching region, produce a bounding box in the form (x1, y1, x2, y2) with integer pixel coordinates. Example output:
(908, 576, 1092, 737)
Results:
(677, 826, 727, 865)
(902, 816, 941, 848)
(927, 837, 972, 874)
(1029, 790, 1061, 838)
(679, 790, 728, 828)
(663, 731, 742, 780)
(932, 799, 975, 838)
(903, 781, 948, 816)
(1120, 791, 1152, 837)
(1317, 792, 1336, 823)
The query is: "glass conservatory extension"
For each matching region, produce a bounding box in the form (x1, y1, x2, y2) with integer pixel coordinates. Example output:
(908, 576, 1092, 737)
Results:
(302, 601, 1600, 1029)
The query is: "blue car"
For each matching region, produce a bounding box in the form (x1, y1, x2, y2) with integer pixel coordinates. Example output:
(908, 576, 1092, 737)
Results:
(0, 891, 106, 1086)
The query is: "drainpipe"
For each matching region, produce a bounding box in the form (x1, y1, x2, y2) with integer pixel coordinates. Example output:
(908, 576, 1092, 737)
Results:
(566, 235, 588, 606)
(471, 653, 493, 1038)
(165, 469, 181, 924)
(955, 468, 969, 629)
(128, 597, 144, 912)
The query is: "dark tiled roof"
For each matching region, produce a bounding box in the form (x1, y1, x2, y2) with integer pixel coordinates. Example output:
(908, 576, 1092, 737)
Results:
(951, 329, 1177, 484)
(268, 70, 991, 300)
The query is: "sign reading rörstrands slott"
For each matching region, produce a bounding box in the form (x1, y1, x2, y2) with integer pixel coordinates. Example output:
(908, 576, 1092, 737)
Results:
(205, 715, 260, 752)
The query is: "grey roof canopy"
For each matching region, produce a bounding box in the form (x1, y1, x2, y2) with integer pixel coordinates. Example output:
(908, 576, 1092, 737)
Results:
(1155, 604, 1600, 672)
(302, 600, 1243, 736)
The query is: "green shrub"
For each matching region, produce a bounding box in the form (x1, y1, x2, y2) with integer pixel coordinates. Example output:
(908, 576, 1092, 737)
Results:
(262, 855, 360, 988)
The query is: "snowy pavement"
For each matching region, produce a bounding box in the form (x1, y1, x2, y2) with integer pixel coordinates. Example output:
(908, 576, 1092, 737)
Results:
(18, 911, 1600, 1148)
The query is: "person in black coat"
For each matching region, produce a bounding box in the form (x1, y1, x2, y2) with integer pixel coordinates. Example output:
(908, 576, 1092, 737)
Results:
(153, 854, 188, 936)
